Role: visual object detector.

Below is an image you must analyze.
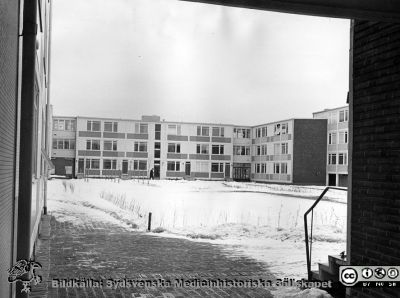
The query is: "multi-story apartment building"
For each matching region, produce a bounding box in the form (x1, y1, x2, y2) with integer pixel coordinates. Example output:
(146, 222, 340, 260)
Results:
(51, 115, 327, 185)
(313, 105, 349, 187)
(252, 119, 327, 185)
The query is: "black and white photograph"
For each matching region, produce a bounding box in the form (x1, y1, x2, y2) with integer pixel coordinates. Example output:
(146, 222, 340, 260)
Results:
(0, 0, 399, 298)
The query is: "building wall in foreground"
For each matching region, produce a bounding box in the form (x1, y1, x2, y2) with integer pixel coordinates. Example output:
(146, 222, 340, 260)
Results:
(0, 1, 20, 296)
(349, 20, 400, 298)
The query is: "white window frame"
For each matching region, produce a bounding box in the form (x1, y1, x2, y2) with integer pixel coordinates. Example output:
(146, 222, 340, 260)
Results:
(104, 140, 117, 151)
(211, 163, 224, 173)
(86, 139, 100, 150)
(211, 144, 224, 155)
(167, 161, 181, 172)
(167, 143, 181, 153)
(134, 142, 147, 152)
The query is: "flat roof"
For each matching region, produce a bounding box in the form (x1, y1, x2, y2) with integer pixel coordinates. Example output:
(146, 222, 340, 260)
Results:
(312, 105, 349, 115)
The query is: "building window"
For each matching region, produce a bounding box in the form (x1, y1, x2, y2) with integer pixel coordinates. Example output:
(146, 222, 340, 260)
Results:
(53, 119, 76, 131)
(87, 120, 101, 132)
(86, 139, 100, 150)
(85, 159, 100, 169)
(196, 144, 209, 154)
(233, 128, 250, 138)
(104, 121, 118, 132)
(261, 127, 267, 137)
(167, 161, 180, 171)
(197, 126, 209, 136)
(212, 127, 224, 137)
(133, 160, 147, 170)
(281, 143, 288, 154)
(103, 159, 117, 170)
(104, 140, 117, 151)
(328, 153, 337, 165)
(154, 142, 161, 158)
(261, 163, 266, 173)
(328, 133, 337, 145)
(261, 145, 267, 155)
(339, 110, 349, 122)
(135, 123, 148, 134)
(53, 139, 75, 150)
(274, 123, 288, 136)
(256, 146, 261, 156)
(195, 162, 209, 172)
(211, 163, 224, 172)
(233, 146, 250, 156)
(168, 124, 181, 135)
(274, 163, 280, 174)
(255, 163, 260, 173)
(211, 144, 224, 155)
(338, 153, 348, 165)
(281, 163, 288, 174)
(256, 128, 261, 138)
(155, 124, 161, 140)
(339, 131, 348, 144)
(134, 142, 147, 152)
(168, 143, 181, 153)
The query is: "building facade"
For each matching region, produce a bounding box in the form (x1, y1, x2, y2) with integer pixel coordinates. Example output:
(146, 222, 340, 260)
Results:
(313, 106, 349, 187)
(52, 115, 327, 184)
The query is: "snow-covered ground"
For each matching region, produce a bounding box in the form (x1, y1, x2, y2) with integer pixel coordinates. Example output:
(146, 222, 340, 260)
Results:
(48, 179, 347, 297)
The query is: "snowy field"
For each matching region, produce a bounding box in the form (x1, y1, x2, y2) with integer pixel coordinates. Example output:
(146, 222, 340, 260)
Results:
(48, 178, 347, 297)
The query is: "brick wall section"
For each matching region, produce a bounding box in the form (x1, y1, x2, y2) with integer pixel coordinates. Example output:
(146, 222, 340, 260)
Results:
(350, 20, 400, 297)
(0, 1, 19, 297)
(292, 119, 327, 185)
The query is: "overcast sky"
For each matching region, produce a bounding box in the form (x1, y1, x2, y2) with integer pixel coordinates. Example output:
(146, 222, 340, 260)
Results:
(50, 0, 350, 126)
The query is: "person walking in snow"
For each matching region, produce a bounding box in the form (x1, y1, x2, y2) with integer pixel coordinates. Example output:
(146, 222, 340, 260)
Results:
(149, 168, 154, 180)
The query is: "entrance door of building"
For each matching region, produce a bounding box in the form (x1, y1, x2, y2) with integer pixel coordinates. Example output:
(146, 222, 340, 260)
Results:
(185, 162, 191, 176)
(154, 160, 160, 179)
(328, 174, 336, 186)
(225, 163, 230, 178)
(122, 160, 128, 175)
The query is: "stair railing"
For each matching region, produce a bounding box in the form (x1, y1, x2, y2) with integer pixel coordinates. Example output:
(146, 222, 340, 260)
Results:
(304, 186, 347, 281)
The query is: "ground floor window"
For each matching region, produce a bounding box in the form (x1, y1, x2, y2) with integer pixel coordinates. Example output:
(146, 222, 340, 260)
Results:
(167, 161, 180, 171)
(274, 162, 288, 174)
(133, 160, 147, 170)
(211, 163, 224, 173)
(103, 159, 117, 170)
(84, 159, 100, 169)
